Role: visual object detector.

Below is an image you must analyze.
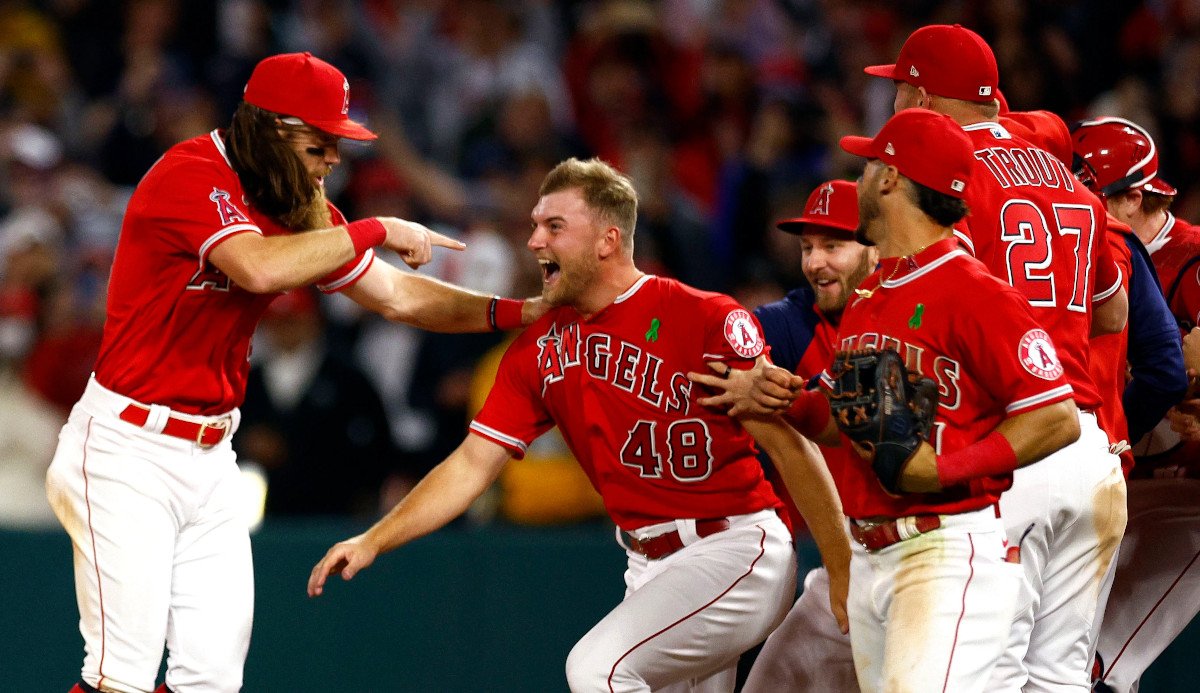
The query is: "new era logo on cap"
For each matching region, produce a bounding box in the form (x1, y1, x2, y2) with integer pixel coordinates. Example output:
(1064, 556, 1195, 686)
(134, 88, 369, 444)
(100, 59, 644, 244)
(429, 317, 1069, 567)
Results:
(884, 143, 895, 155)
(910, 66, 920, 78)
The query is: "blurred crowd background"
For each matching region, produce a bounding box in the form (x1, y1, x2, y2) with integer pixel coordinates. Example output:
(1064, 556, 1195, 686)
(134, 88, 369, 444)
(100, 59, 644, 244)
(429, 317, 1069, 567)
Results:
(2, 0, 1198, 529)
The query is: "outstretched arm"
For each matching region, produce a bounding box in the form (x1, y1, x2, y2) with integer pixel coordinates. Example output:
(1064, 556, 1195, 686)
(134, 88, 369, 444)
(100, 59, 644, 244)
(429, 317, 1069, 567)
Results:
(307, 434, 511, 597)
(344, 260, 546, 333)
(741, 416, 850, 634)
(209, 216, 464, 294)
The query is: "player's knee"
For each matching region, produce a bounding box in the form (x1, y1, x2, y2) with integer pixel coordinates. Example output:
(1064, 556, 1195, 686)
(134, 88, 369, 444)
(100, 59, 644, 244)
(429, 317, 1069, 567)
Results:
(565, 640, 606, 692)
(566, 637, 645, 693)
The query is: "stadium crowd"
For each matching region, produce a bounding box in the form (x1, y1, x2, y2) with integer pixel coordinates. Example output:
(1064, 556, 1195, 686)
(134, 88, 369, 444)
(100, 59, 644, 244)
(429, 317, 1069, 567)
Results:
(1, 0, 1199, 526)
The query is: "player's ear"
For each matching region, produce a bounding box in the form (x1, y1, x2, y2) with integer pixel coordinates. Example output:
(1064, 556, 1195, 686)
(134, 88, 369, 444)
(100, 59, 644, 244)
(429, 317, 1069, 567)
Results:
(596, 224, 622, 259)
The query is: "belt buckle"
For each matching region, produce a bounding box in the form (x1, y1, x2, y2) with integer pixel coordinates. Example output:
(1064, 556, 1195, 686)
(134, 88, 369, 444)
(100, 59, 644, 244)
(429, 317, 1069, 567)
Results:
(196, 418, 230, 448)
(853, 518, 888, 532)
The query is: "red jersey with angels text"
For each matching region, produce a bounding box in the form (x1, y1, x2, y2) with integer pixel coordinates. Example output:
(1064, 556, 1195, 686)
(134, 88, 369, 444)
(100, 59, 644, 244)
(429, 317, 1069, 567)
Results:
(93, 130, 374, 415)
(955, 121, 1121, 410)
(470, 275, 784, 531)
(1144, 212, 1200, 330)
(820, 238, 1074, 519)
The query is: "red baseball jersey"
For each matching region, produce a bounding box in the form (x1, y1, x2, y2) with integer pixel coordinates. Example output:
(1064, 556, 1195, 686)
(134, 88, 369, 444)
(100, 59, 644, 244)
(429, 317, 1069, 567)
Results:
(1088, 214, 1136, 474)
(955, 121, 1121, 410)
(470, 275, 784, 531)
(1144, 212, 1200, 330)
(93, 131, 373, 415)
(796, 311, 839, 384)
(820, 238, 1074, 518)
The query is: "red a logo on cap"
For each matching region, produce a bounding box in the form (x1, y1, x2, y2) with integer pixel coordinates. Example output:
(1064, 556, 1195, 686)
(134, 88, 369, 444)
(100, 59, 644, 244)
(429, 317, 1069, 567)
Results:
(810, 183, 834, 216)
(341, 78, 350, 115)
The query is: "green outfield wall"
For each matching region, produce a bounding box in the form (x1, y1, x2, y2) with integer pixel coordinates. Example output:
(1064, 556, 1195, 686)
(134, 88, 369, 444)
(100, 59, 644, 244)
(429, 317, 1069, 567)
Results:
(2, 522, 1195, 691)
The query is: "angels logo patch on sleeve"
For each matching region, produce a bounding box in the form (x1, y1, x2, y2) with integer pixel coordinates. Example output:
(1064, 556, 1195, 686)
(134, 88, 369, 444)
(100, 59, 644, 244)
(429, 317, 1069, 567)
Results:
(724, 309, 764, 358)
(1019, 329, 1064, 380)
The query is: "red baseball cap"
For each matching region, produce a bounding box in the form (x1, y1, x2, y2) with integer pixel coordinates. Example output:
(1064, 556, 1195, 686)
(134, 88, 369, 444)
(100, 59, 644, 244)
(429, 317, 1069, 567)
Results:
(864, 24, 999, 104)
(776, 180, 860, 236)
(840, 109, 973, 199)
(243, 52, 377, 141)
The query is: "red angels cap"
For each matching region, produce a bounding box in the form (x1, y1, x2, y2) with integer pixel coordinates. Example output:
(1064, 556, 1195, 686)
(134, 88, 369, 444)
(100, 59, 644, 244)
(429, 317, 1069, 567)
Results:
(243, 52, 377, 141)
(864, 24, 999, 104)
(776, 180, 859, 236)
(839, 109, 973, 199)
(1070, 117, 1177, 198)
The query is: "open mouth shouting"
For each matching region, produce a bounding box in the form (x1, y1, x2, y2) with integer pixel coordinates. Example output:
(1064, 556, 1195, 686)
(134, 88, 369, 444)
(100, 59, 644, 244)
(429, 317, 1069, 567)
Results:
(539, 258, 561, 286)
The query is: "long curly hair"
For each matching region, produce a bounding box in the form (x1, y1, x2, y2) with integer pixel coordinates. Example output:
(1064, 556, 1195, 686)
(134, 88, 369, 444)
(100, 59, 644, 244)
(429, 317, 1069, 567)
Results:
(223, 103, 331, 230)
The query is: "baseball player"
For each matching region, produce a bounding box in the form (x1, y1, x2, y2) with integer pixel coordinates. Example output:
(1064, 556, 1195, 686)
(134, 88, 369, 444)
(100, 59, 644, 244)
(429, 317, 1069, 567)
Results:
(865, 25, 1129, 691)
(45, 53, 543, 693)
(690, 179, 869, 692)
(825, 107, 1080, 693)
(307, 157, 853, 693)
(1071, 116, 1200, 693)
(999, 106, 1186, 470)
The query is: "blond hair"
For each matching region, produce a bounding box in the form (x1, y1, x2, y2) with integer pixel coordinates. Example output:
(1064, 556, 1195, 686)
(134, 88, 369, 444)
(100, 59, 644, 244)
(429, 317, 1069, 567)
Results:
(539, 158, 638, 249)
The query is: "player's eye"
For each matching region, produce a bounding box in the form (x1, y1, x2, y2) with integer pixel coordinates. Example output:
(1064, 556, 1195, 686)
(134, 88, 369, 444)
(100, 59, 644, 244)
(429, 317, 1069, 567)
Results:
(305, 147, 325, 156)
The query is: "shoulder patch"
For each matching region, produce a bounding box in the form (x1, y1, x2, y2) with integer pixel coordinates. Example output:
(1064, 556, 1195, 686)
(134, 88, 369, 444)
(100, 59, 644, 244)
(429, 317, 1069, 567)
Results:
(1018, 329, 1064, 380)
(210, 187, 250, 226)
(724, 309, 764, 358)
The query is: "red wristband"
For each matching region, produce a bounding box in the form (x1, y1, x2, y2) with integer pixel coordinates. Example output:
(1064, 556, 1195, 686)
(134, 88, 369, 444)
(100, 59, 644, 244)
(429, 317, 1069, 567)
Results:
(782, 388, 831, 440)
(936, 430, 1018, 487)
(488, 296, 525, 331)
(346, 218, 387, 256)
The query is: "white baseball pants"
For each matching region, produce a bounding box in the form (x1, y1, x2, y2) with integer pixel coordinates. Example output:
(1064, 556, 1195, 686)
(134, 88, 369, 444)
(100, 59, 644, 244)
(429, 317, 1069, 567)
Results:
(45, 378, 252, 693)
(989, 411, 1127, 692)
(565, 510, 795, 693)
(1093, 478, 1200, 692)
(741, 566, 859, 693)
(848, 506, 1022, 693)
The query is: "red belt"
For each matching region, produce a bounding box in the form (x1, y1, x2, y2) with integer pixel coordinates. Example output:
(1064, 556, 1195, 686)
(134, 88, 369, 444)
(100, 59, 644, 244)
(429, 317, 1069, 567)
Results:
(119, 404, 231, 449)
(627, 518, 731, 560)
(850, 515, 942, 551)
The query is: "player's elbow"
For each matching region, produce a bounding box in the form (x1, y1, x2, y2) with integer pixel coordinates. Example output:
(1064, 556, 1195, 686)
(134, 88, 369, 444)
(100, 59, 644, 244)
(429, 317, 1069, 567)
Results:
(1045, 400, 1081, 453)
(1091, 288, 1128, 336)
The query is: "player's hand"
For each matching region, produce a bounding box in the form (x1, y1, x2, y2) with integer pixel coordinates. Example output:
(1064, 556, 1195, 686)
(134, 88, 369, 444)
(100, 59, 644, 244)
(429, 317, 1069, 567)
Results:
(522, 296, 550, 325)
(1182, 327, 1200, 373)
(826, 561, 851, 635)
(688, 355, 803, 416)
(1167, 405, 1200, 443)
(307, 535, 380, 597)
(378, 217, 466, 269)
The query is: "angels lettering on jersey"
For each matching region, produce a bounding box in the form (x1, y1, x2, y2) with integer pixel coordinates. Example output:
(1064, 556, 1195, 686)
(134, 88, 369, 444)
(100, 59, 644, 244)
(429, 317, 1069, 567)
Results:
(836, 332, 965, 412)
(535, 321, 692, 415)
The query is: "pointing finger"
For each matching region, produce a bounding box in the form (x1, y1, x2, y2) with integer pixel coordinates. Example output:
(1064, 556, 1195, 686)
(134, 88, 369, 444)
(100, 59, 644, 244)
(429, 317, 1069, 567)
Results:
(427, 229, 467, 250)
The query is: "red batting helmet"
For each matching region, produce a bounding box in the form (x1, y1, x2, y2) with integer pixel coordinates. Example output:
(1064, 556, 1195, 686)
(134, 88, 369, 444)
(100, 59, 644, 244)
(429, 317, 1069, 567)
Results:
(1070, 117, 1176, 198)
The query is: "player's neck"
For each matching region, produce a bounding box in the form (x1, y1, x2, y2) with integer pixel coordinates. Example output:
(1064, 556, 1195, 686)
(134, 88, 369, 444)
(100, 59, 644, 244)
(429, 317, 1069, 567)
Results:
(875, 208, 948, 260)
(574, 264, 646, 320)
(1131, 209, 1171, 246)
